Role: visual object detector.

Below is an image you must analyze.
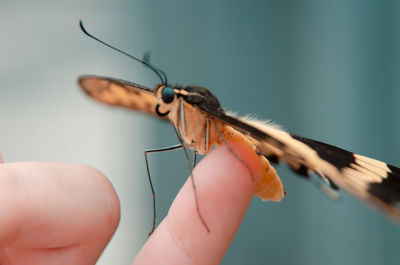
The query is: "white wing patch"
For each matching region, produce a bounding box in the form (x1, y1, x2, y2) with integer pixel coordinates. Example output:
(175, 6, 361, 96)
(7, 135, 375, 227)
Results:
(353, 154, 389, 181)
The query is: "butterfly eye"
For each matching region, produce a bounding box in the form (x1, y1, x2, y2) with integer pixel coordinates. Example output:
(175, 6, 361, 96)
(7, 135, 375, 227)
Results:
(161, 86, 175, 104)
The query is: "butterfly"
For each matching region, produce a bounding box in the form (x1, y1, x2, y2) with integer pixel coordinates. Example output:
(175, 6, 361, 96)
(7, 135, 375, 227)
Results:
(78, 21, 400, 234)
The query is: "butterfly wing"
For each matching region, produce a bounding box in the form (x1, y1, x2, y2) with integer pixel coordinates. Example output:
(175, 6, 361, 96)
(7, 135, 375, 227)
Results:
(79, 75, 167, 119)
(197, 104, 400, 222)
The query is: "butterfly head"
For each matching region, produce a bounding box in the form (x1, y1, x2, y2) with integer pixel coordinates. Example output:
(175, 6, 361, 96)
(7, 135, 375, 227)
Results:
(155, 84, 181, 117)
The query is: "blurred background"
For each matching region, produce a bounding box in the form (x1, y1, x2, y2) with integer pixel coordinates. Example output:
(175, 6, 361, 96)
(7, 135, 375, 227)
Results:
(1, 0, 399, 264)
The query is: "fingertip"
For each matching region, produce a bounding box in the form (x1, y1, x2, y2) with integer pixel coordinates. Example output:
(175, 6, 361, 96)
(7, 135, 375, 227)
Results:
(171, 141, 262, 228)
(134, 142, 261, 264)
(0, 162, 120, 247)
(73, 164, 121, 233)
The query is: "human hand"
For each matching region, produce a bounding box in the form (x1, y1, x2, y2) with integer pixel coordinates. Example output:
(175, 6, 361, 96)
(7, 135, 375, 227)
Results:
(0, 142, 261, 265)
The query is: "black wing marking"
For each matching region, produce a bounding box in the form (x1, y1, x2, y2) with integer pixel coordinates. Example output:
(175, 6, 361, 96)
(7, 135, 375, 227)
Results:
(197, 103, 400, 222)
(78, 75, 167, 120)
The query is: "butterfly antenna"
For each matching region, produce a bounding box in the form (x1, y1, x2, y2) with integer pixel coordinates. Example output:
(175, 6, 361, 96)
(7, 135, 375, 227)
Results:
(142, 51, 168, 84)
(79, 20, 167, 85)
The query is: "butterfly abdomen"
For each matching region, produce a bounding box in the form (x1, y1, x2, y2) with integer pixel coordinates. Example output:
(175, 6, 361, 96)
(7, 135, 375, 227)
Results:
(219, 125, 285, 202)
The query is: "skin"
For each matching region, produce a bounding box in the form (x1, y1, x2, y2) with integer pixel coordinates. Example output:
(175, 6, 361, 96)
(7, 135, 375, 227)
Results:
(0, 142, 262, 265)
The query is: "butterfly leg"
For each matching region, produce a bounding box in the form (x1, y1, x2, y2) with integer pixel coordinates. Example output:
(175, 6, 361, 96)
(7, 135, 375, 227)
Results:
(144, 143, 183, 236)
(193, 150, 197, 168)
(312, 171, 340, 201)
(171, 125, 211, 233)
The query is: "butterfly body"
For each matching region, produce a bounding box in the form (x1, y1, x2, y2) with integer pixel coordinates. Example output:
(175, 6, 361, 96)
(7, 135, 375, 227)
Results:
(155, 83, 285, 201)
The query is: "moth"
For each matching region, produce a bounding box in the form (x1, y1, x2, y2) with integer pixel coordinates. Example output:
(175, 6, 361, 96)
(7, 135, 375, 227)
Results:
(79, 21, 400, 234)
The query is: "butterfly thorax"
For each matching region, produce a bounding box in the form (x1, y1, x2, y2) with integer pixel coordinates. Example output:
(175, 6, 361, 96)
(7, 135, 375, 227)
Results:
(155, 85, 225, 154)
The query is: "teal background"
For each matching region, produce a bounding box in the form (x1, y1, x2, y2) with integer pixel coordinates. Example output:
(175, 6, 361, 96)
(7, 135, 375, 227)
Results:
(1, 1, 399, 264)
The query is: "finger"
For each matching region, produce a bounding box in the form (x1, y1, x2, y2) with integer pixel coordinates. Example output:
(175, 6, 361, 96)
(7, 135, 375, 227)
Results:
(133, 142, 262, 265)
(0, 162, 120, 264)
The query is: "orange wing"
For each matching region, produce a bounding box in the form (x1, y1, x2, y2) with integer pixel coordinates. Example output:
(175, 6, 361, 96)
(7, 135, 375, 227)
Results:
(79, 75, 167, 119)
